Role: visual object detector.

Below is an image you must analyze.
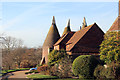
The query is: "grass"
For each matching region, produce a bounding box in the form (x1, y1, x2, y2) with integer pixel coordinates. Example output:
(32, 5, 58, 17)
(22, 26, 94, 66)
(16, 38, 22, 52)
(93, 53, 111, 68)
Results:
(1, 68, 30, 76)
(53, 78, 90, 80)
(33, 79, 91, 80)
(27, 74, 58, 79)
(27, 74, 90, 80)
(27, 74, 92, 80)
(2, 68, 29, 73)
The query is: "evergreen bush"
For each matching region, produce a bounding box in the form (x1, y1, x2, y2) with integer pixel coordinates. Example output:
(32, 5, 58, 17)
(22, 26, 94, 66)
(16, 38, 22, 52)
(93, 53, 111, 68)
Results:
(94, 65, 105, 79)
(94, 64, 120, 79)
(72, 55, 99, 79)
(48, 49, 67, 66)
(49, 56, 73, 78)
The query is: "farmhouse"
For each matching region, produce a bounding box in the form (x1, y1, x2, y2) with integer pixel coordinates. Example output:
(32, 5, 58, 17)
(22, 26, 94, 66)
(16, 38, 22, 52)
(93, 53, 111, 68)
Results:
(41, 16, 104, 64)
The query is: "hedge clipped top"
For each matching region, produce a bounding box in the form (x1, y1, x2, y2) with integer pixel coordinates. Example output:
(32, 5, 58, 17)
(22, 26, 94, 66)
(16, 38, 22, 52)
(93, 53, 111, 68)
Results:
(72, 55, 99, 79)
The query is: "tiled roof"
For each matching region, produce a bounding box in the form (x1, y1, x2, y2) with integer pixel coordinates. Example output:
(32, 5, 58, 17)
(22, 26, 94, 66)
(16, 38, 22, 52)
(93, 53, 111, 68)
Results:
(54, 32, 75, 46)
(108, 17, 120, 31)
(43, 16, 60, 47)
(66, 23, 104, 52)
(66, 24, 94, 51)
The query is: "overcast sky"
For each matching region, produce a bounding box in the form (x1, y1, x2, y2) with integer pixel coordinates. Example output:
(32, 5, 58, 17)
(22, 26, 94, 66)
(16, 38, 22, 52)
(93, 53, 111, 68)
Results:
(1, 1, 118, 47)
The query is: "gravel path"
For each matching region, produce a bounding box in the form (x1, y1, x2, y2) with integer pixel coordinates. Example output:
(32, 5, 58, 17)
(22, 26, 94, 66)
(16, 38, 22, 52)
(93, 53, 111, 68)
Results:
(2, 70, 30, 80)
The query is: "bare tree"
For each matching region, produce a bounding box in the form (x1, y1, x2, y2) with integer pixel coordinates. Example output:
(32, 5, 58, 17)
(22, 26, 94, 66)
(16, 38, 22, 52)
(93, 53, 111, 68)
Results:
(1, 34, 42, 69)
(2, 36, 23, 54)
(12, 47, 26, 68)
(2, 35, 24, 69)
(2, 53, 14, 70)
(34, 47, 42, 65)
(21, 47, 42, 68)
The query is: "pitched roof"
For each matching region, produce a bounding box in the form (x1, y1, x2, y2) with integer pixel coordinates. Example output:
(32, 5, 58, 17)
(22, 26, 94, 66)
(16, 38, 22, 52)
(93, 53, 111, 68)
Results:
(108, 17, 120, 31)
(54, 32, 75, 46)
(66, 23, 104, 52)
(62, 19, 71, 35)
(43, 16, 60, 47)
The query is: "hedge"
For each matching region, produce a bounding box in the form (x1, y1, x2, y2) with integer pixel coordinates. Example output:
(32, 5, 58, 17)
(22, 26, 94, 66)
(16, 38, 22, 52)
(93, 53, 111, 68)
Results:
(72, 55, 99, 79)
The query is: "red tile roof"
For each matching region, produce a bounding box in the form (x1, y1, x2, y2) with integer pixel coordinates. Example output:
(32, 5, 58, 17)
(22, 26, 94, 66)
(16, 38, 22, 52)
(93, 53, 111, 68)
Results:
(66, 24, 94, 51)
(108, 17, 120, 31)
(66, 23, 104, 52)
(54, 32, 75, 46)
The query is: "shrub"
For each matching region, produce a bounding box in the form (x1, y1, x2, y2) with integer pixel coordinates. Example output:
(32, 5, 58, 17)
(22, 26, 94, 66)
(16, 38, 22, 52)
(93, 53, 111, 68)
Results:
(104, 67, 115, 78)
(37, 65, 48, 72)
(49, 64, 59, 76)
(72, 55, 99, 79)
(116, 65, 120, 79)
(34, 70, 39, 73)
(94, 65, 104, 78)
(94, 63, 120, 79)
(48, 49, 67, 66)
(36, 64, 42, 67)
(99, 31, 120, 64)
(49, 56, 73, 78)
(57, 57, 73, 78)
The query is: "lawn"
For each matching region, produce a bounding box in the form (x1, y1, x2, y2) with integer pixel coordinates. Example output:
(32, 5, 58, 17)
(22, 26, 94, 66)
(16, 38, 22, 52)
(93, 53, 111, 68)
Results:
(27, 74, 92, 80)
(53, 78, 94, 80)
(27, 74, 58, 79)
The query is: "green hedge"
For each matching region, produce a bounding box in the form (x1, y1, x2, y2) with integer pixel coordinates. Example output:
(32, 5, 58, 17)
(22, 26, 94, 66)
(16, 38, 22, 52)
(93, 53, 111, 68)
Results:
(72, 55, 99, 79)
(94, 64, 120, 79)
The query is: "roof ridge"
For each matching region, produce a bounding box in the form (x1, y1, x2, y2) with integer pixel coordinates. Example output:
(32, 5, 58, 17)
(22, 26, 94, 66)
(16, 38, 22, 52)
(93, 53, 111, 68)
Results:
(54, 32, 75, 46)
(66, 23, 95, 51)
